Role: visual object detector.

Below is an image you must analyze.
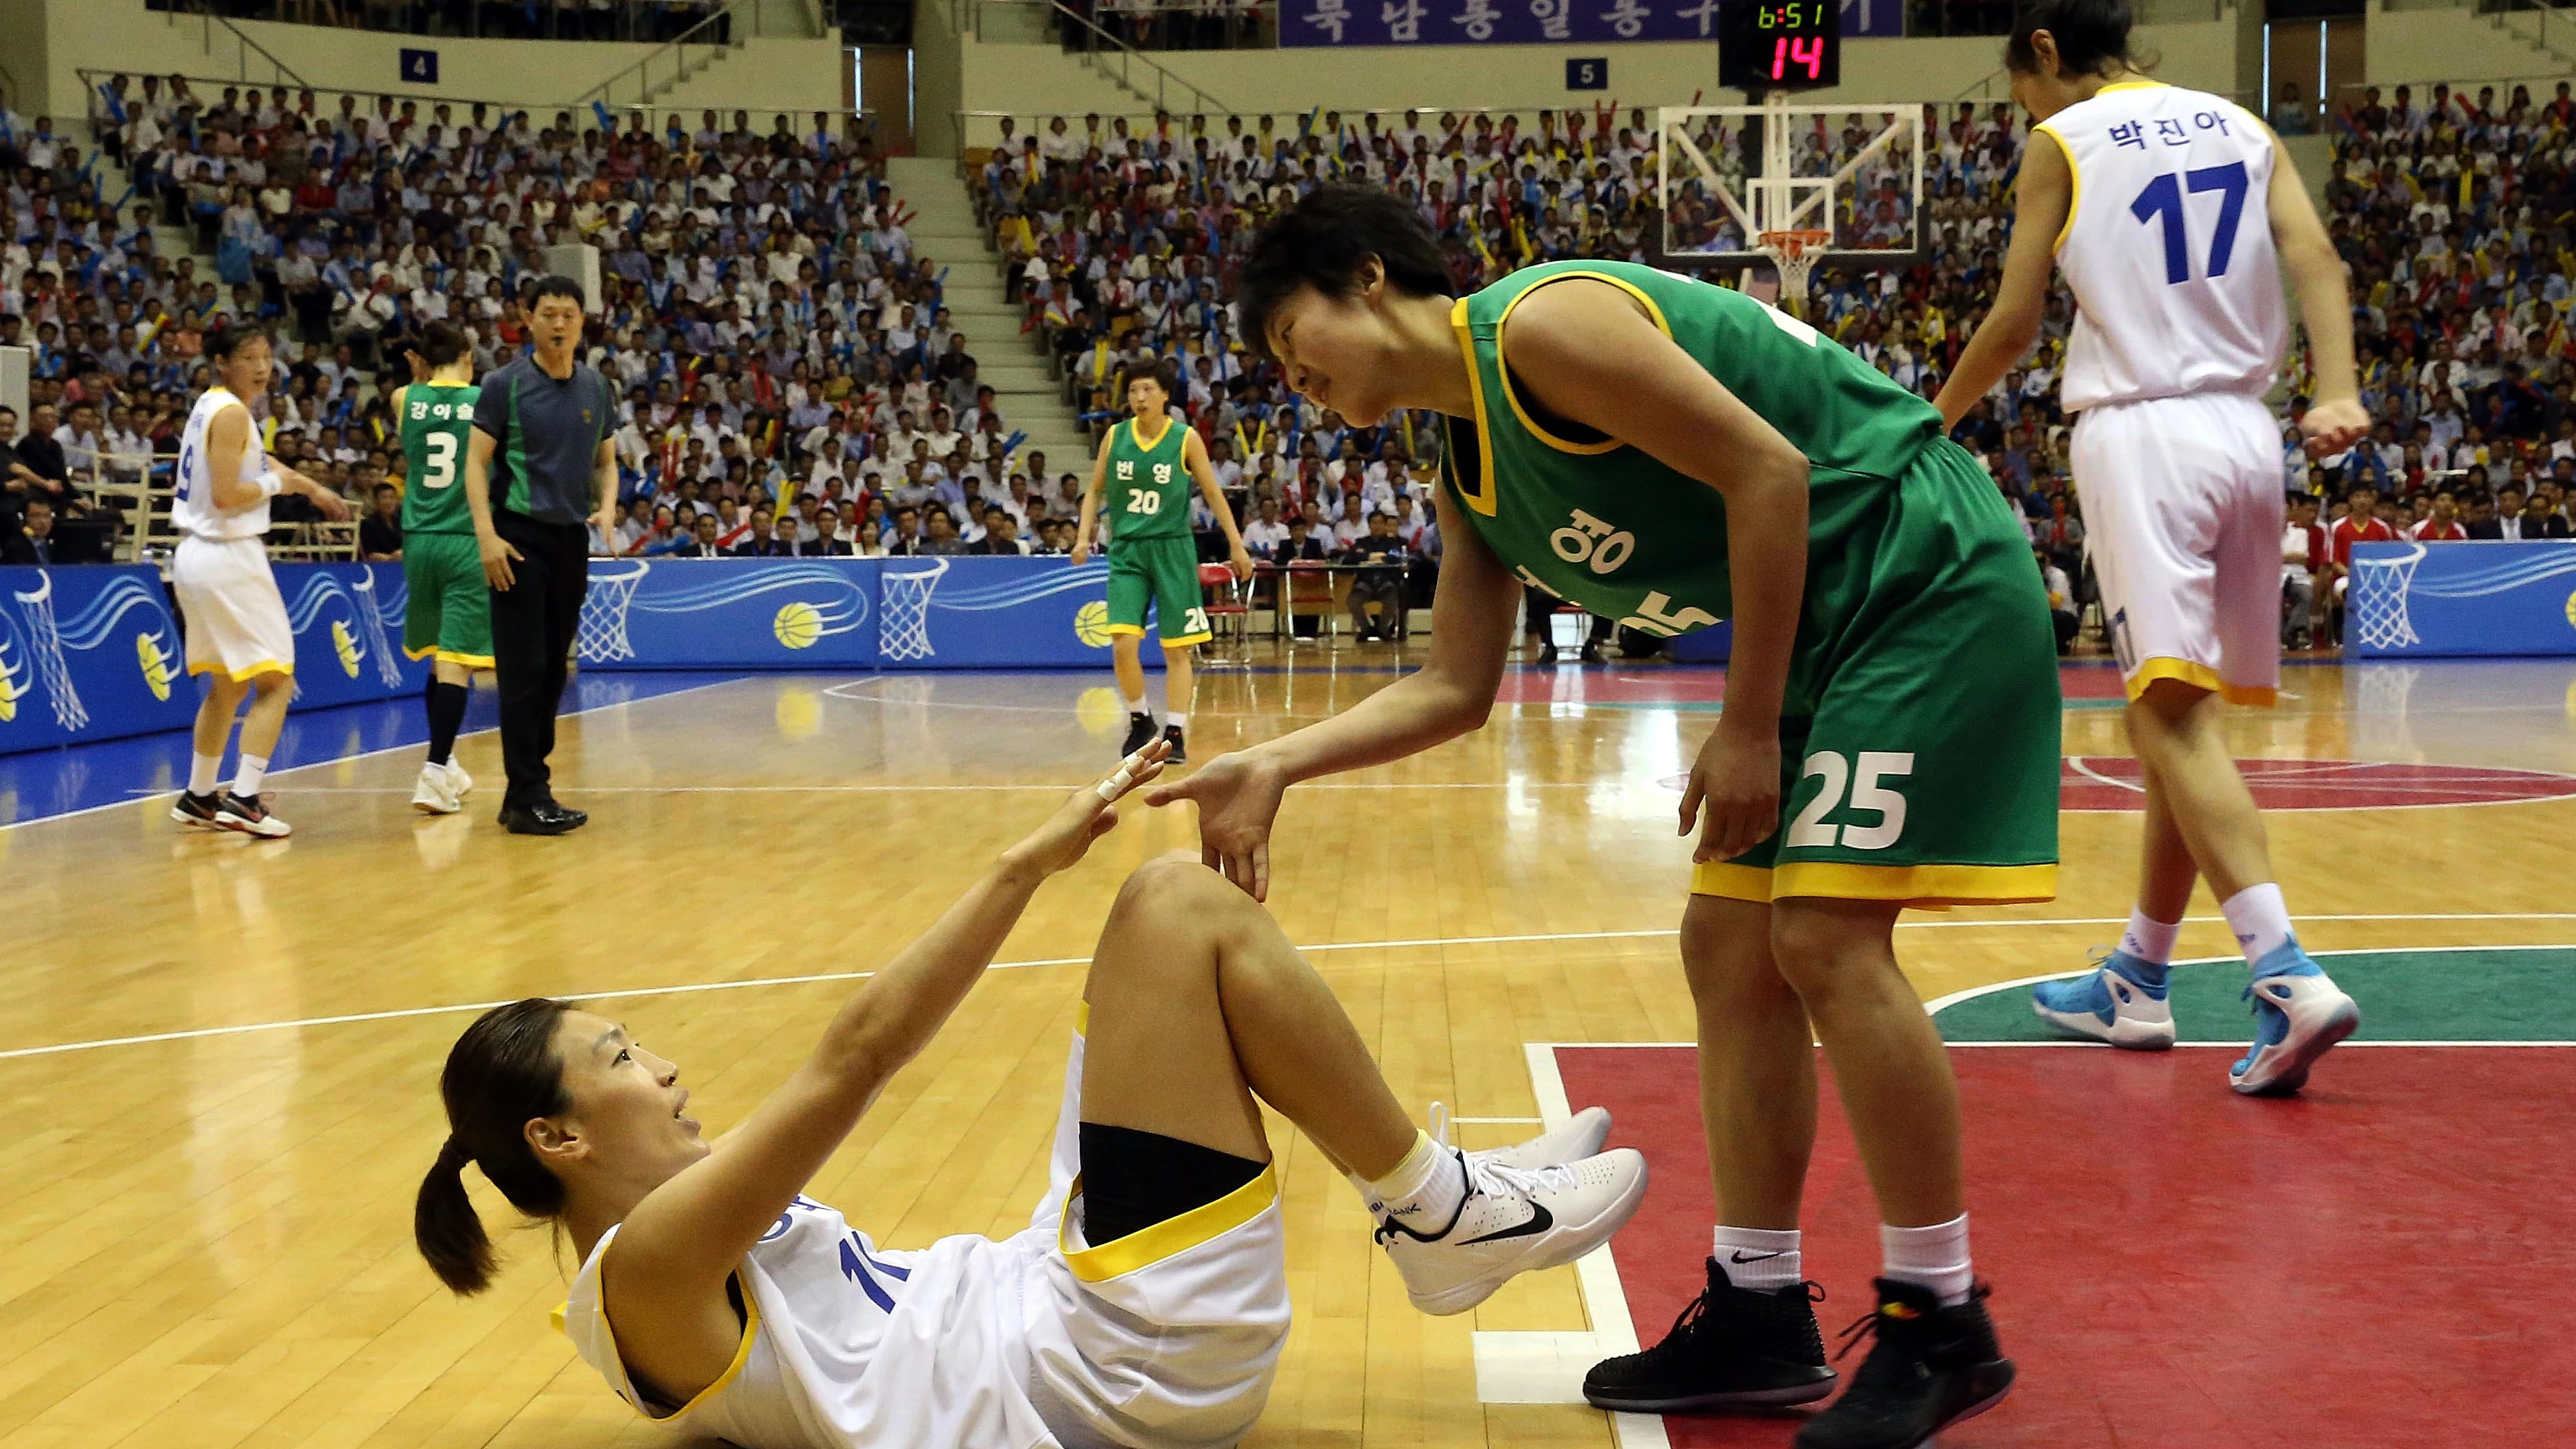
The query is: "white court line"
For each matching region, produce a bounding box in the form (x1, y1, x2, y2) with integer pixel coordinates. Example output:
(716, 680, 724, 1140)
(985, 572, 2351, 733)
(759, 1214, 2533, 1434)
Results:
(8, 918, 2572, 1063)
(1475, 1043, 1667, 1447)
(3, 677, 744, 832)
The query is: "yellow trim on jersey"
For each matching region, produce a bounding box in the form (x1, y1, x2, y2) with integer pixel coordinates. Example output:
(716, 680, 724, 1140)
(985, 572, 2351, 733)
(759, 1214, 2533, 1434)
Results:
(1075, 1000, 1090, 1035)
(2125, 656, 2277, 708)
(403, 644, 496, 668)
(424, 378, 474, 388)
(2034, 123, 2082, 254)
(1062, 1163, 1279, 1283)
(2095, 80, 2169, 94)
(1446, 297, 1499, 516)
(591, 1266, 764, 1422)
(1127, 417, 1177, 452)
(1103, 623, 1150, 637)
(1691, 858, 2058, 907)
(186, 657, 292, 682)
(1160, 632, 1214, 647)
(1491, 269, 1675, 456)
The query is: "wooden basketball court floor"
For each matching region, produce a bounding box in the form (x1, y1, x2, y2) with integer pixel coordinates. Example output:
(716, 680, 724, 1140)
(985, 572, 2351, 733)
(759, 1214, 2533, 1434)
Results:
(3, 647, 2573, 1448)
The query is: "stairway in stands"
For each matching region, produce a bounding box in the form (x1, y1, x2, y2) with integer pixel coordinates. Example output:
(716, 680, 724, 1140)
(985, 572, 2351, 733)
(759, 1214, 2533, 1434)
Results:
(882, 155, 1092, 489)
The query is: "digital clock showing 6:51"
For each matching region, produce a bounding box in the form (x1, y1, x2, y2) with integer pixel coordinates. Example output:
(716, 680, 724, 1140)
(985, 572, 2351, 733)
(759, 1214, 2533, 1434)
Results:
(1717, 0, 1841, 92)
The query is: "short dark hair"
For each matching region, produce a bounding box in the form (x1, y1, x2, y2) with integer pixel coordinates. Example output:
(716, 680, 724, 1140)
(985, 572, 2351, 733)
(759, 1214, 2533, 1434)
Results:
(206, 321, 269, 362)
(528, 274, 587, 311)
(2006, 0, 2142, 76)
(1122, 360, 1177, 398)
(1237, 183, 1452, 363)
(418, 321, 469, 367)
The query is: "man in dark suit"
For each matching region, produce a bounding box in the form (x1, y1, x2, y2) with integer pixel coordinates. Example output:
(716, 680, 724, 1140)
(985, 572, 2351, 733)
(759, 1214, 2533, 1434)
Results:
(798, 508, 856, 557)
(2523, 490, 2571, 539)
(1, 499, 60, 565)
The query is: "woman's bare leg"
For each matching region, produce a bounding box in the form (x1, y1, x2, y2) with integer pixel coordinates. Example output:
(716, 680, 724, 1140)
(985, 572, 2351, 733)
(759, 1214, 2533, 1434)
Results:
(1079, 853, 1415, 1181)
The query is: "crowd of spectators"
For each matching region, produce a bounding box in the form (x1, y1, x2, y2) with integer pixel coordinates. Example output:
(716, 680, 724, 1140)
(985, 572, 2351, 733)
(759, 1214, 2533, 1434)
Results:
(3, 75, 1146, 562)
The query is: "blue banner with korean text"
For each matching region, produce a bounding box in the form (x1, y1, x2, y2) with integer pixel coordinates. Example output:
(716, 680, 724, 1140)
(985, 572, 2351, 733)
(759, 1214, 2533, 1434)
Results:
(1281, 0, 1895, 46)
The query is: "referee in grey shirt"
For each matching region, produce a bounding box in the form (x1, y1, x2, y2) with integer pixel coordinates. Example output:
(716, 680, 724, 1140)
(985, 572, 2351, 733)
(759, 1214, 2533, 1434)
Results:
(464, 276, 621, 836)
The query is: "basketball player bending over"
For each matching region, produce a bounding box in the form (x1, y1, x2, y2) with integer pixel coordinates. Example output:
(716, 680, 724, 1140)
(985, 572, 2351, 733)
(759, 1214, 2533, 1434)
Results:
(418, 743, 1644, 1449)
(168, 324, 349, 838)
(1937, 0, 2367, 1093)
(1160, 186, 2063, 1447)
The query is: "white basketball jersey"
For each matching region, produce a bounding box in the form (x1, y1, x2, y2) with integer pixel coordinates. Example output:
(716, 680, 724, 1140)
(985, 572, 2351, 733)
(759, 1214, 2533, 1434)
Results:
(174, 388, 276, 540)
(2039, 82, 2287, 411)
(562, 1196, 1062, 1449)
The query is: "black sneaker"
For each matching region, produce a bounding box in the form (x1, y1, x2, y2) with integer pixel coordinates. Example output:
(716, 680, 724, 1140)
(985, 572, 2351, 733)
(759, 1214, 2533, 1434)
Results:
(499, 800, 588, 836)
(1533, 643, 1559, 665)
(1120, 711, 1158, 757)
(1793, 1279, 2013, 1449)
(1584, 1258, 1834, 1413)
(1580, 641, 1607, 664)
(1161, 723, 1187, 764)
(213, 791, 291, 838)
(170, 790, 223, 829)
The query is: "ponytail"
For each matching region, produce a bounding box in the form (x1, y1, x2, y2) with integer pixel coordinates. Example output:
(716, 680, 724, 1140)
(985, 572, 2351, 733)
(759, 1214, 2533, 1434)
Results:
(416, 1136, 498, 1294)
(416, 998, 575, 1296)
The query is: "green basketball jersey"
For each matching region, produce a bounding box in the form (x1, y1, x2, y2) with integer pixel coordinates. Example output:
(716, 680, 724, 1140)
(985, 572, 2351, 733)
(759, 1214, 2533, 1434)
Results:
(1105, 416, 1192, 542)
(1443, 259, 1944, 636)
(399, 381, 481, 535)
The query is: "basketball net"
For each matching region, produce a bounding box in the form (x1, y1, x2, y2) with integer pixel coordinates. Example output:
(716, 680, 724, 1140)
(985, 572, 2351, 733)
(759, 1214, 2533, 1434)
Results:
(2345, 544, 2425, 652)
(576, 560, 650, 664)
(879, 559, 951, 663)
(1756, 230, 1833, 319)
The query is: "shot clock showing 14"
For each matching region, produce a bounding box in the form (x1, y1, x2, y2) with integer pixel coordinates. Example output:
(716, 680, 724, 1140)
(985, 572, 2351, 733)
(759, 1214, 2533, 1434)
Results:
(1719, 0, 1841, 90)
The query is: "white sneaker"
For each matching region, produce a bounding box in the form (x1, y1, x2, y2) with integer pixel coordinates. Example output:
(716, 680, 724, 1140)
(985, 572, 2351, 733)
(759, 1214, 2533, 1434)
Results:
(411, 762, 461, 815)
(1375, 1144, 1648, 1316)
(442, 758, 474, 799)
(1453, 1102, 1613, 1173)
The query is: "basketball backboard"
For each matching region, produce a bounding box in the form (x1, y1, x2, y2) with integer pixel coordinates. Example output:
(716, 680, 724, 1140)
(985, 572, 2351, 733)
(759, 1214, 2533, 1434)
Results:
(1653, 96, 1925, 298)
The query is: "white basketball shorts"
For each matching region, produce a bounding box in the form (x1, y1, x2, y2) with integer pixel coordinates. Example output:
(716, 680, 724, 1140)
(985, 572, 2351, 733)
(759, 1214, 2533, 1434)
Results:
(172, 534, 295, 682)
(1021, 1014, 1291, 1449)
(2071, 392, 2283, 707)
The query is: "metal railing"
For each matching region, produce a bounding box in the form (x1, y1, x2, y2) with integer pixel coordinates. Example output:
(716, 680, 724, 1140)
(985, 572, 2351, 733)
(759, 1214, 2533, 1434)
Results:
(578, 0, 758, 109)
(82, 67, 872, 148)
(142, 0, 745, 46)
(951, 101, 1661, 154)
(953, 0, 1231, 113)
(74, 455, 358, 563)
(165, 0, 315, 86)
(2478, 0, 2576, 65)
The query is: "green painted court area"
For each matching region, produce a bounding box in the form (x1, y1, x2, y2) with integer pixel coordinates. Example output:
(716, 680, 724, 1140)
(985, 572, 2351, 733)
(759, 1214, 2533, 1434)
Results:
(1935, 946, 2576, 1043)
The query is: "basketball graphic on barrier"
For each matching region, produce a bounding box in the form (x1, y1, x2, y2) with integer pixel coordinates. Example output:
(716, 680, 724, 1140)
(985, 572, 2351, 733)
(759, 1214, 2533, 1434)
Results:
(136, 633, 173, 702)
(774, 601, 824, 650)
(1074, 600, 1112, 648)
(1075, 686, 1125, 738)
(2564, 588, 2575, 631)
(0, 658, 20, 723)
(330, 620, 362, 677)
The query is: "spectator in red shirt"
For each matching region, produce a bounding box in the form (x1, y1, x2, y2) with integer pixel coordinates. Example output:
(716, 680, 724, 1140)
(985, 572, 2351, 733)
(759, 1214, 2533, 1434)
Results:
(2326, 484, 2391, 641)
(2411, 491, 2467, 541)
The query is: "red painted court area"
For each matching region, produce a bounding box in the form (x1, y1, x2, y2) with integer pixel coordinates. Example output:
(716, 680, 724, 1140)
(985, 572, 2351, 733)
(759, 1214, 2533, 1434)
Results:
(1555, 1044, 2576, 1448)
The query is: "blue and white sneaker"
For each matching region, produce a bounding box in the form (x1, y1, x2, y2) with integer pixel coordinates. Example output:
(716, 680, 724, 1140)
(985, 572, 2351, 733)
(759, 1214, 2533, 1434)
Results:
(2031, 950, 2176, 1050)
(2231, 942, 2360, 1097)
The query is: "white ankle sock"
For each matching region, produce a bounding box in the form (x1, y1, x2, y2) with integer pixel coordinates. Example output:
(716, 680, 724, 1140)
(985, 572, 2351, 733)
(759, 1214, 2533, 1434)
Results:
(232, 754, 269, 799)
(1712, 1225, 1802, 1292)
(1165, 711, 1187, 730)
(189, 752, 222, 796)
(1881, 1214, 1972, 1306)
(2119, 909, 2180, 969)
(2221, 883, 2295, 968)
(1356, 1128, 1463, 1232)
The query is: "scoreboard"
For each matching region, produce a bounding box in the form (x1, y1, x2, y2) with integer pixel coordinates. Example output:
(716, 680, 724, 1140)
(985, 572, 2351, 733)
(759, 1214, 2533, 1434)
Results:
(1717, 1, 1840, 92)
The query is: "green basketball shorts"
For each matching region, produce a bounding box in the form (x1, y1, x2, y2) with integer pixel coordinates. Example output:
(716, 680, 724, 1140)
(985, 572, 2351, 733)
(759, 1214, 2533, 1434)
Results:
(1693, 440, 2062, 909)
(1107, 535, 1212, 646)
(401, 532, 496, 669)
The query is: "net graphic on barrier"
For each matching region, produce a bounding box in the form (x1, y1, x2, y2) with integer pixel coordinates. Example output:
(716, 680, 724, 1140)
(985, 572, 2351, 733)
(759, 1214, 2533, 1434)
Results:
(577, 560, 651, 663)
(350, 570, 405, 687)
(12, 573, 88, 732)
(879, 559, 951, 662)
(2347, 544, 2425, 652)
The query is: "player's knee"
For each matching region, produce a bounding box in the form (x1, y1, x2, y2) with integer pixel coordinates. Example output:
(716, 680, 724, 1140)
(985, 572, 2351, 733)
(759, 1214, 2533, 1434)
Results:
(248, 671, 292, 697)
(1111, 852, 1239, 926)
(1765, 903, 1896, 1009)
(1680, 896, 1779, 1000)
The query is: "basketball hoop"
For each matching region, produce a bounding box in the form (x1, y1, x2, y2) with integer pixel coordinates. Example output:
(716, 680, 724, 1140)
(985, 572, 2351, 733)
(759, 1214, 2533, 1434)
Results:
(1756, 229, 1833, 317)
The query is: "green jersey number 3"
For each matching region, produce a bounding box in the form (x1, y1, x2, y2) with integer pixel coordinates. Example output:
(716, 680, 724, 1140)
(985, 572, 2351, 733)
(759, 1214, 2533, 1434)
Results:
(1786, 751, 1914, 850)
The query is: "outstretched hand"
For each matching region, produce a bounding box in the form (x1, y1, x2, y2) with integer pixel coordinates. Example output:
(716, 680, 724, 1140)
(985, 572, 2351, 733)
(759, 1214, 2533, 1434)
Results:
(1143, 749, 1287, 901)
(1005, 739, 1170, 878)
